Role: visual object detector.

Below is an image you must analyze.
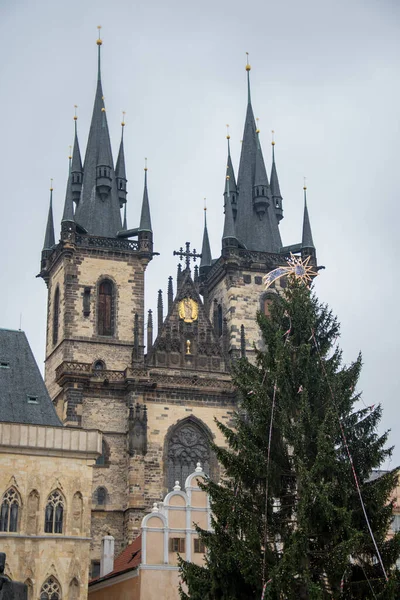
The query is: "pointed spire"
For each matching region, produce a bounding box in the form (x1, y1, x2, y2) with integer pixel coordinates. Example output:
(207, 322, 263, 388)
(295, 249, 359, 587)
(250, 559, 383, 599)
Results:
(74, 30, 122, 237)
(245, 53, 251, 104)
(224, 125, 237, 218)
(168, 276, 173, 313)
(302, 183, 315, 249)
(270, 131, 283, 222)
(62, 164, 75, 224)
(200, 203, 212, 268)
(97, 25, 102, 81)
(122, 204, 127, 230)
(234, 63, 282, 253)
(71, 106, 83, 204)
(139, 160, 152, 232)
(115, 113, 127, 208)
(147, 309, 153, 352)
(157, 289, 163, 334)
(222, 178, 237, 246)
(43, 181, 55, 250)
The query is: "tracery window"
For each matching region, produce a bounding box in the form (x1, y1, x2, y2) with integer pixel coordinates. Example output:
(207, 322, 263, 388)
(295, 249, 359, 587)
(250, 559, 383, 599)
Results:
(52, 287, 60, 346)
(0, 488, 20, 532)
(95, 486, 108, 505)
(40, 576, 61, 600)
(95, 439, 110, 467)
(44, 490, 64, 534)
(166, 419, 211, 491)
(97, 279, 114, 336)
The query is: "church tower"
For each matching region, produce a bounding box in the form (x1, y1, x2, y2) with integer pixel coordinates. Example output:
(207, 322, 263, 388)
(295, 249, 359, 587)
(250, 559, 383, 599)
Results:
(199, 58, 317, 361)
(39, 35, 236, 569)
(39, 40, 317, 571)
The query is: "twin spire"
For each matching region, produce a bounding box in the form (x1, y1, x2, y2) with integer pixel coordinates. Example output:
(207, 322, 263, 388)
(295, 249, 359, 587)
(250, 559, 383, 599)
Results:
(44, 30, 152, 250)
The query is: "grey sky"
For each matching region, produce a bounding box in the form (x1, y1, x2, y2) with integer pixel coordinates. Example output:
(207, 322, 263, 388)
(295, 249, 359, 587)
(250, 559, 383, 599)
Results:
(1, 0, 399, 464)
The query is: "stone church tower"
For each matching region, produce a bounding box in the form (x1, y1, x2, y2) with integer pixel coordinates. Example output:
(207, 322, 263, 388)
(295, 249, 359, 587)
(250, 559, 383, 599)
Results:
(39, 38, 316, 570)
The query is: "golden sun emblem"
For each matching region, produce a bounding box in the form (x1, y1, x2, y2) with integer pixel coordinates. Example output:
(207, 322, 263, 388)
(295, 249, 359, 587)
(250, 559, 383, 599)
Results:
(178, 298, 198, 323)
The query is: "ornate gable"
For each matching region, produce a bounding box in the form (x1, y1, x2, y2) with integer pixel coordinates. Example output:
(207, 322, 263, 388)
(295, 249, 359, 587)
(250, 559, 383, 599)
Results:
(147, 269, 227, 373)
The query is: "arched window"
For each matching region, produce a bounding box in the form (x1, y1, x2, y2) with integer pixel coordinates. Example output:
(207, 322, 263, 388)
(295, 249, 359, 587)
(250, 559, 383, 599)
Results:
(69, 578, 79, 600)
(93, 360, 105, 371)
(94, 487, 108, 506)
(260, 292, 277, 319)
(52, 287, 60, 346)
(97, 279, 114, 336)
(27, 489, 39, 535)
(44, 490, 64, 534)
(40, 576, 61, 600)
(24, 578, 34, 600)
(0, 488, 20, 532)
(165, 418, 214, 491)
(71, 492, 83, 532)
(217, 304, 223, 337)
(95, 439, 110, 467)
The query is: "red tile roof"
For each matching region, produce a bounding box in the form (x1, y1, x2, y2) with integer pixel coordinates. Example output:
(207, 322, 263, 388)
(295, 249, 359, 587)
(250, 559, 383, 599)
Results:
(89, 535, 142, 585)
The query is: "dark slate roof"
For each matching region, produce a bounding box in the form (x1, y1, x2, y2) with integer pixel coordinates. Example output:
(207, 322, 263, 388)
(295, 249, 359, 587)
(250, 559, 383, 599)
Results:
(0, 329, 62, 427)
(74, 46, 122, 238)
(43, 189, 55, 250)
(139, 169, 152, 232)
(200, 211, 212, 268)
(222, 186, 237, 242)
(235, 79, 282, 254)
(224, 138, 237, 196)
(302, 190, 315, 249)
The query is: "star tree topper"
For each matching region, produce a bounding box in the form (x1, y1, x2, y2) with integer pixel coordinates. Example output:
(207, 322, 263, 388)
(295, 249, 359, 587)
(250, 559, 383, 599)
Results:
(263, 254, 317, 290)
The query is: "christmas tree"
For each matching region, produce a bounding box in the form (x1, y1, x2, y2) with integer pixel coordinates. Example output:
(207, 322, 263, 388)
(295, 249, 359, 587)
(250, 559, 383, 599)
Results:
(179, 275, 400, 599)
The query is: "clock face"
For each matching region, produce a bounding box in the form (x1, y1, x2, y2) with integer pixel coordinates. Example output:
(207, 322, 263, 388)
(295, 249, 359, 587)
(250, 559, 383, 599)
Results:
(178, 298, 199, 323)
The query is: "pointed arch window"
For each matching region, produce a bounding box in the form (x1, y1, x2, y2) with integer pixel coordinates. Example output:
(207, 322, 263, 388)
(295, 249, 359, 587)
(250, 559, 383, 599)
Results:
(95, 439, 110, 467)
(94, 486, 108, 506)
(44, 490, 64, 534)
(52, 287, 60, 346)
(0, 488, 20, 532)
(97, 279, 114, 336)
(166, 418, 215, 491)
(40, 576, 61, 600)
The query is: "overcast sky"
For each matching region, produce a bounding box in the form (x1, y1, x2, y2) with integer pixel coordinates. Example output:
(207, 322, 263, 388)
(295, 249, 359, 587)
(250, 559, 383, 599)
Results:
(1, 0, 399, 465)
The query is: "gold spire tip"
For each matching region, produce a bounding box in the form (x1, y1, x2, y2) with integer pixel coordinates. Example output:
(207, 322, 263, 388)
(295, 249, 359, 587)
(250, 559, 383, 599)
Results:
(271, 129, 275, 145)
(97, 25, 102, 45)
(73, 105, 78, 121)
(245, 52, 251, 71)
(226, 124, 230, 140)
(50, 178, 53, 192)
(204, 198, 207, 211)
(121, 111, 126, 127)
(144, 157, 148, 171)
(256, 117, 260, 134)
(68, 145, 72, 160)
(303, 176, 307, 191)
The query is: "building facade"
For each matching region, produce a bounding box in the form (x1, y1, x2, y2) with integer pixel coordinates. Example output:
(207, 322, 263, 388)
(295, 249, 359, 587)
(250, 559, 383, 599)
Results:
(0, 329, 102, 599)
(38, 35, 317, 573)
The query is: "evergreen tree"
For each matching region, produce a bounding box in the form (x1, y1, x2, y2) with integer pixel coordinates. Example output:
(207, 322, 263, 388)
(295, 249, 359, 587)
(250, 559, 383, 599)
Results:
(179, 277, 400, 599)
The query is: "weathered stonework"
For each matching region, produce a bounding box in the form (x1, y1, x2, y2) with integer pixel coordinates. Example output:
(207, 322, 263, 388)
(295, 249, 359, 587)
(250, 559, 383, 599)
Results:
(0, 422, 101, 600)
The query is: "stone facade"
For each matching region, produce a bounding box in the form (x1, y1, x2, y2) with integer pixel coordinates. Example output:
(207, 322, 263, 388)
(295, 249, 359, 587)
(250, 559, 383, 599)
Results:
(88, 465, 211, 600)
(0, 422, 101, 599)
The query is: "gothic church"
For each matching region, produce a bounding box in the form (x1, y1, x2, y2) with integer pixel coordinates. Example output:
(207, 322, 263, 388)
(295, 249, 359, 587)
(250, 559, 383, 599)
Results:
(38, 34, 317, 570)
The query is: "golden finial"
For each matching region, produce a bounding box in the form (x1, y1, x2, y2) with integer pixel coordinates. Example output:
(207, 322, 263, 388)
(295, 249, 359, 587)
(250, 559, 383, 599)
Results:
(97, 25, 102, 46)
(226, 124, 230, 140)
(271, 130, 275, 146)
(73, 105, 78, 121)
(204, 198, 207, 211)
(186, 339, 191, 355)
(256, 117, 260, 134)
(121, 111, 126, 127)
(303, 176, 307, 191)
(226, 175, 230, 180)
(68, 145, 72, 160)
(144, 157, 148, 172)
(245, 52, 251, 71)
(50, 178, 53, 192)
(101, 107, 106, 112)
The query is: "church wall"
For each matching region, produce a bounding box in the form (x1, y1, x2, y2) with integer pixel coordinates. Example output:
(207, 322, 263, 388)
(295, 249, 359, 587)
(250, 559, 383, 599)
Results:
(0, 422, 101, 600)
(207, 269, 284, 357)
